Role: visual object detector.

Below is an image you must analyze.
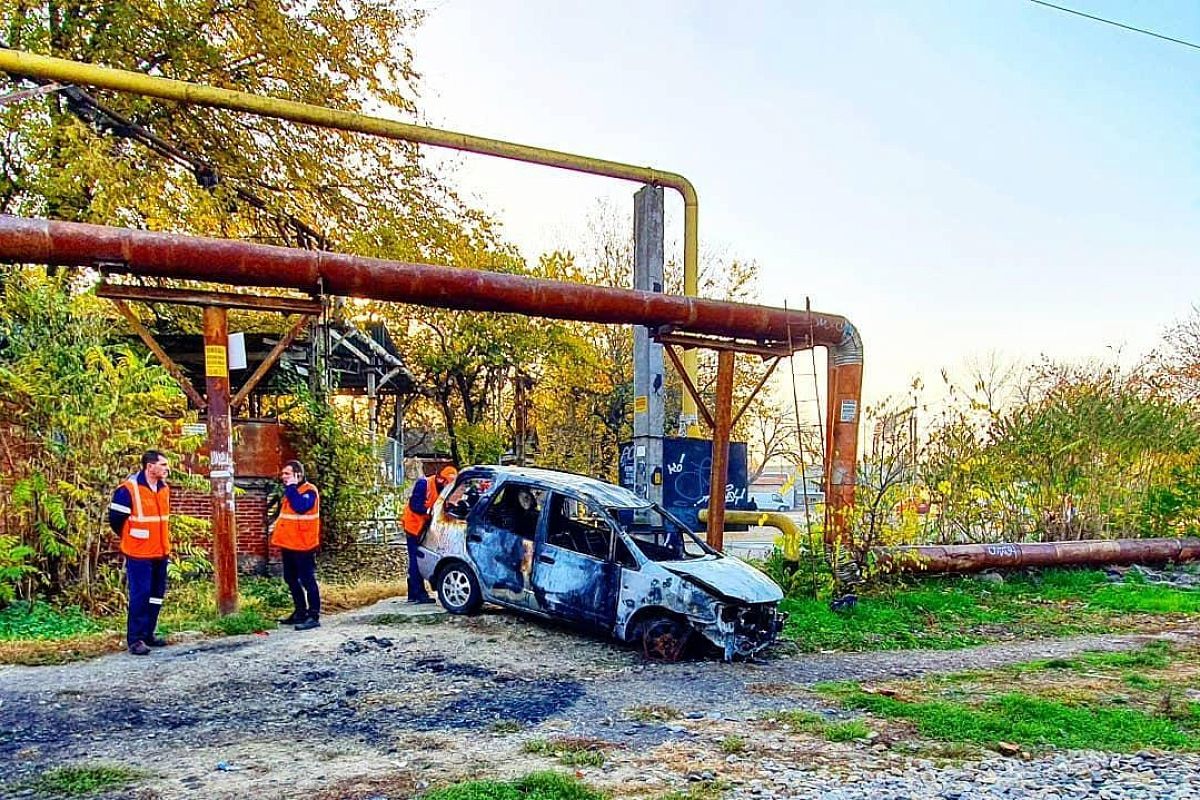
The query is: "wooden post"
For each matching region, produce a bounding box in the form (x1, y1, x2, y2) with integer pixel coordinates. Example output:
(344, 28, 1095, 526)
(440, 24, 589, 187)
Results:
(203, 306, 239, 615)
(705, 350, 736, 551)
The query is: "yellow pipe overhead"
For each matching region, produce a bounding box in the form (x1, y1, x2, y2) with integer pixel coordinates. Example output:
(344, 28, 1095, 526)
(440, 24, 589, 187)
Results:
(0, 48, 703, 424)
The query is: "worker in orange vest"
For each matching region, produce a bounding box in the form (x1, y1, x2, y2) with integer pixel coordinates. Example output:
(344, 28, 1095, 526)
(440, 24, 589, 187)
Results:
(108, 450, 171, 656)
(402, 465, 457, 604)
(272, 460, 322, 630)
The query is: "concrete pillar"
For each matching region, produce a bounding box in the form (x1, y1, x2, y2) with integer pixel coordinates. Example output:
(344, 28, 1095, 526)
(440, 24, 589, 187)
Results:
(632, 184, 665, 504)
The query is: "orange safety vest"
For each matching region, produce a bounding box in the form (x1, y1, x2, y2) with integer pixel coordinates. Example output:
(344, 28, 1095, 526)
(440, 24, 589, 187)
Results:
(272, 482, 321, 551)
(402, 478, 441, 536)
(118, 475, 171, 559)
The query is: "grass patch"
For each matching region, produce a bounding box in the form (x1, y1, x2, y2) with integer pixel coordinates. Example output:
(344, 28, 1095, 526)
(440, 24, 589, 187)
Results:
(781, 568, 1200, 653)
(830, 688, 1199, 751)
(323, 580, 407, 612)
(823, 720, 872, 742)
(719, 735, 746, 754)
(490, 719, 523, 734)
(0, 601, 105, 641)
(0, 633, 124, 666)
(625, 704, 682, 722)
(759, 709, 871, 742)
(0, 575, 401, 665)
(201, 609, 274, 636)
(521, 737, 611, 768)
(21, 764, 145, 797)
(820, 643, 1200, 753)
(424, 771, 606, 800)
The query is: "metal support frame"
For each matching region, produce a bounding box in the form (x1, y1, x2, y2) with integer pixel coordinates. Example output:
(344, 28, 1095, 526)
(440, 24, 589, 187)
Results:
(662, 344, 715, 429)
(707, 351, 737, 549)
(660, 338, 784, 551)
(98, 282, 321, 315)
(111, 300, 207, 409)
(230, 313, 315, 411)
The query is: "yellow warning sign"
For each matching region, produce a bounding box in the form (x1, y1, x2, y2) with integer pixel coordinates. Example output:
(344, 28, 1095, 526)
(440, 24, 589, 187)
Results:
(634, 395, 649, 414)
(205, 345, 228, 377)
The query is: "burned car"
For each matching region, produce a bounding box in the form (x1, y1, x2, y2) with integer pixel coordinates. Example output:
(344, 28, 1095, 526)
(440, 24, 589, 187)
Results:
(414, 466, 785, 660)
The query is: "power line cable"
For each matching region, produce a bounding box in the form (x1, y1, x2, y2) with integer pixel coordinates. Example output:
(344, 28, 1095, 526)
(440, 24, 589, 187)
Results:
(1027, 0, 1200, 52)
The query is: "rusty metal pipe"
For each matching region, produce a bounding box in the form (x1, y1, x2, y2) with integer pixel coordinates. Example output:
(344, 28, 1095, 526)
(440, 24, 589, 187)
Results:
(0, 214, 865, 547)
(874, 538, 1200, 574)
(0, 215, 850, 346)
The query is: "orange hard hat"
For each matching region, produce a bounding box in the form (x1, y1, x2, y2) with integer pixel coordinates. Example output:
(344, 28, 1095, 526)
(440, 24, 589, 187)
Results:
(437, 465, 459, 483)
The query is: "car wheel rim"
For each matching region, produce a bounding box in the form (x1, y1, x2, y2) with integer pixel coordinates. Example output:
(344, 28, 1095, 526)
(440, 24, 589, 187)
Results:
(443, 570, 471, 607)
(643, 619, 689, 662)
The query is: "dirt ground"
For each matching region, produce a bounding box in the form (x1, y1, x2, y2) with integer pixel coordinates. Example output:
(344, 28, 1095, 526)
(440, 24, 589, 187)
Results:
(2, 596, 1196, 800)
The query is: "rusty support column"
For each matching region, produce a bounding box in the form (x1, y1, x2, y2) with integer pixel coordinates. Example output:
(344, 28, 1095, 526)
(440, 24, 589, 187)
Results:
(203, 306, 238, 616)
(706, 350, 736, 550)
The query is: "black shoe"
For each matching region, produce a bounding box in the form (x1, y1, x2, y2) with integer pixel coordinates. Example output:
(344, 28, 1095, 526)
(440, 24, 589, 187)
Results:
(146, 636, 169, 648)
(294, 618, 321, 631)
(406, 596, 433, 604)
(128, 641, 151, 656)
(277, 612, 305, 625)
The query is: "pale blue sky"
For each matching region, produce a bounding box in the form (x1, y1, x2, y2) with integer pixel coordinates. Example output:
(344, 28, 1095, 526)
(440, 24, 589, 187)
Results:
(410, 1, 1200, 403)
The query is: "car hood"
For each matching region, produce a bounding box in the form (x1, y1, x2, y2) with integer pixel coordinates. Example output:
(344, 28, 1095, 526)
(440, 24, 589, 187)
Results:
(661, 557, 784, 604)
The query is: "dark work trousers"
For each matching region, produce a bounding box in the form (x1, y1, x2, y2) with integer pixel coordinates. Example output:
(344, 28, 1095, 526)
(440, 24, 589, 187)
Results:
(126, 557, 168, 646)
(281, 548, 321, 620)
(406, 535, 432, 601)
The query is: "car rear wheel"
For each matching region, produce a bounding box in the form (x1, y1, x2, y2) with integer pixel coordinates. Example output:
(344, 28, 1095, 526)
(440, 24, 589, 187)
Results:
(638, 615, 692, 662)
(437, 562, 483, 615)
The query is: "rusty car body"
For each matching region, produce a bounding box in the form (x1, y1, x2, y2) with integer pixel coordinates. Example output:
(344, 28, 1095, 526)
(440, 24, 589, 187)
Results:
(415, 466, 785, 660)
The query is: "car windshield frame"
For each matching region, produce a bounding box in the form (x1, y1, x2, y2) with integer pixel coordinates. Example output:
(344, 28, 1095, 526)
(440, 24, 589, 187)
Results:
(606, 503, 718, 563)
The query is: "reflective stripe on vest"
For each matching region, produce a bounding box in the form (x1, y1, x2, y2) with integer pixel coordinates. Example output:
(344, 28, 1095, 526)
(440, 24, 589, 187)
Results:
(272, 482, 320, 551)
(402, 478, 441, 536)
(120, 475, 171, 559)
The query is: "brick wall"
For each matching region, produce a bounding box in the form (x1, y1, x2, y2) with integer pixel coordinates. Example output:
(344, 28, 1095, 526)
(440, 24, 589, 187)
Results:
(174, 479, 277, 572)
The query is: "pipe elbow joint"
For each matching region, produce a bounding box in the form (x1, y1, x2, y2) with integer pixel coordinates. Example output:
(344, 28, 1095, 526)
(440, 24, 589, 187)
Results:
(831, 321, 863, 367)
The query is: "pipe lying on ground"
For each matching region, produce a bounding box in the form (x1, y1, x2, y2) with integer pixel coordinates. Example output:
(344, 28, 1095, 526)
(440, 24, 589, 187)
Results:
(873, 538, 1200, 575)
(709, 511, 1200, 575)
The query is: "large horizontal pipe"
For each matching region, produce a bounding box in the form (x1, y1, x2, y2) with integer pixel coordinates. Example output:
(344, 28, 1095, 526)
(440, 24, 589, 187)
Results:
(0, 216, 851, 348)
(875, 538, 1200, 574)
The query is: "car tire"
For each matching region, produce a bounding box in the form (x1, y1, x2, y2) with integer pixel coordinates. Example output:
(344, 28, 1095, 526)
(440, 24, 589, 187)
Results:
(636, 614, 692, 662)
(436, 562, 483, 615)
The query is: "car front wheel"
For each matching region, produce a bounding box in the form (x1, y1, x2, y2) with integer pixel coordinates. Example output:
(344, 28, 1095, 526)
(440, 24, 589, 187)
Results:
(437, 562, 483, 615)
(638, 615, 692, 662)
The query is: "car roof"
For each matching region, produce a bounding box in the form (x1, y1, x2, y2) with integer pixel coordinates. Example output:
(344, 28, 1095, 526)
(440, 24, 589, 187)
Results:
(463, 465, 650, 508)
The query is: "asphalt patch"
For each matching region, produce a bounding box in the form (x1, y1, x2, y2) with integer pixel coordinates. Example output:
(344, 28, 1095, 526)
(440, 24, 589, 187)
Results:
(405, 678, 584, 730)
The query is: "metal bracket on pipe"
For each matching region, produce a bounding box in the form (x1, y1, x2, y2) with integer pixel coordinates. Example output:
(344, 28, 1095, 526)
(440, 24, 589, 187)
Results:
(0, 82, 63, 106)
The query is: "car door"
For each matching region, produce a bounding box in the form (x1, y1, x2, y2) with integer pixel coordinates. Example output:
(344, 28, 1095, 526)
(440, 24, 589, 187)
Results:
(465, 481, 545, 611)
(530, 492, 620, 628)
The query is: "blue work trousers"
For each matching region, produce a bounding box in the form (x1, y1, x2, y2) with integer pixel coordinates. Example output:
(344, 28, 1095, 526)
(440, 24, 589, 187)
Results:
(406, 535, 432, 601)
(126, 557, 168, 646)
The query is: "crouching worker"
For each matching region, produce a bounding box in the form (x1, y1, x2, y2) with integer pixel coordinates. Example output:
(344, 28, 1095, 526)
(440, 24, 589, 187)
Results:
(402, 465, 457, 604)
(272, 460, 322, 630)
(109, 450, 172, 656)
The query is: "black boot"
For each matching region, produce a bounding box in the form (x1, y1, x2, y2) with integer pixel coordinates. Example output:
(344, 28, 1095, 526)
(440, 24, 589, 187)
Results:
(294, 614, 321, 631)
(278, 611, 305, 625)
